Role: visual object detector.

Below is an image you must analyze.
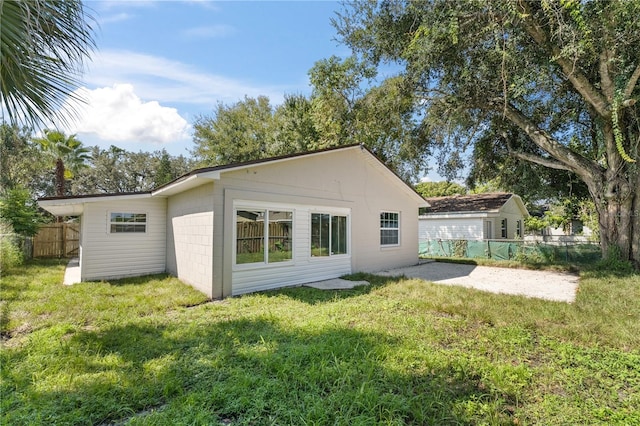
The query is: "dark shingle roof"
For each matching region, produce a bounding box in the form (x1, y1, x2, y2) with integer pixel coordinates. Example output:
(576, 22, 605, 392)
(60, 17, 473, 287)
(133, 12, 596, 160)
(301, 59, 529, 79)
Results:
(422, 193, 514, 214)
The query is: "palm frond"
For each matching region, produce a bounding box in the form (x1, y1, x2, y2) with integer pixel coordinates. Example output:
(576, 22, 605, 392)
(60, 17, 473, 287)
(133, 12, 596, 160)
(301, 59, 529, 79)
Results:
(0, 0, 97, 128)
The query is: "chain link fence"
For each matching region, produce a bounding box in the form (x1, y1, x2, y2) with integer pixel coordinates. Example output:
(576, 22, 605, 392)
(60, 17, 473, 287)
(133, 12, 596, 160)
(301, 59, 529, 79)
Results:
(419, 239, 602, 263)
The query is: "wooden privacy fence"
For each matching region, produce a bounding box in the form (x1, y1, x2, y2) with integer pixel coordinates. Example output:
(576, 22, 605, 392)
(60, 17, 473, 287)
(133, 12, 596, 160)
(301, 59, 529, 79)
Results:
(236, 222, 291, 254)
(33, 223, 80, 258)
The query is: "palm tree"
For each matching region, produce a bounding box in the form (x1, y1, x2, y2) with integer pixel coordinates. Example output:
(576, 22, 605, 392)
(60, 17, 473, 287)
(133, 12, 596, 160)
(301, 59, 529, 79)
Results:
(0, 0, 96, 127)
(35, 129, 90, 197)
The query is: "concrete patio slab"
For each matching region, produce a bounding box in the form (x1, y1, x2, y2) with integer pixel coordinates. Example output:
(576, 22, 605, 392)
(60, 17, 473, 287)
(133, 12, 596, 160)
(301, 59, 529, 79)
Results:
(63, 258, 81, 285)
(377, 261, 579, 303)
(304, 278, 370, 290)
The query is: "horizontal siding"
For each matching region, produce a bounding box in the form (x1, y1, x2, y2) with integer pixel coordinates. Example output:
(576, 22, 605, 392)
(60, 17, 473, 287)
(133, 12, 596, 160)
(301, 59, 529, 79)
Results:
(81, 198, 166, 281)
(419, 218, 484, 241)
(232, 257, 351, 295)
(232, 204, 352, 295)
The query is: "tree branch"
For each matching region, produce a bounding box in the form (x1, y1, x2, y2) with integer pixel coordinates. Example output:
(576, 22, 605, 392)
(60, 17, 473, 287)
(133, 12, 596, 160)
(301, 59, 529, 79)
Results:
(599, 49, 616, 102)
(504, 138, 571, 170)
(624, 63, 640, 100)
(516, 0, 610, 117)
(501, 102, 604, 182)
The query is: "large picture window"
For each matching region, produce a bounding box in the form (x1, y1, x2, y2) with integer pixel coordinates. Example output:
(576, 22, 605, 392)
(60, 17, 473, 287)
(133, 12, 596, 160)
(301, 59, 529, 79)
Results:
(311, 213, 348, 257)
(236, 209, 292, 265)
(110, 213, 146, 233)
(380, 212, 399, 246)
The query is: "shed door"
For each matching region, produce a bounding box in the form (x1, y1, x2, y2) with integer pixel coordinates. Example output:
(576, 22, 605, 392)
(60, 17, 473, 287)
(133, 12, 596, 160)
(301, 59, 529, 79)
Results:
(484, 221, 492, 239)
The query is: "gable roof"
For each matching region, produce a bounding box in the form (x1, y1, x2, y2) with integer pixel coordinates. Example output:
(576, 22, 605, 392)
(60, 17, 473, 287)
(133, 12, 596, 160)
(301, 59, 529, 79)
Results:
(39, 144, 427, 215)
(422, 193, 525, 215)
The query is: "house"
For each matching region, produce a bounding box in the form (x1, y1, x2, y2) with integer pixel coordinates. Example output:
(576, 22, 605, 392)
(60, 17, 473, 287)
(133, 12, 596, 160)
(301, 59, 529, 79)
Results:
(39, 144, 428, 298)
(419, 193, 529, 241)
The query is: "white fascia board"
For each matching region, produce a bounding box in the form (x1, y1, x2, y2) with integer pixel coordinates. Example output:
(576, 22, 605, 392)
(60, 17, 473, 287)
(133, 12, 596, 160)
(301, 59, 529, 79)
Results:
(510, 194, 531, 218)
(38, 193, 152, 216)
(151, 174, 216, 197)
(419, 211, 496, 219)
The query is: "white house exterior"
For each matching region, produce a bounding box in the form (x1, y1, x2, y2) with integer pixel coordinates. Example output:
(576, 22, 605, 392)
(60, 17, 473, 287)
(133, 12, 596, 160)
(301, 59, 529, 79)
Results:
(39, 145, 428, 298)
(419, 193, 529, 241)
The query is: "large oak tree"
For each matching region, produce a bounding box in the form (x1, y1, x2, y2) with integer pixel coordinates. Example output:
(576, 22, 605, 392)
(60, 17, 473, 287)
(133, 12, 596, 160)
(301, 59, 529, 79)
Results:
(335, 0, 640, 266)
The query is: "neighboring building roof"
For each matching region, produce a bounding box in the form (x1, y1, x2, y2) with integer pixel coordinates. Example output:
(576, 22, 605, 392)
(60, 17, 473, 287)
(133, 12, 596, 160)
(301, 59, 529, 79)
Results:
(421, 193, 526, 215)
(39, 144, 428, 216)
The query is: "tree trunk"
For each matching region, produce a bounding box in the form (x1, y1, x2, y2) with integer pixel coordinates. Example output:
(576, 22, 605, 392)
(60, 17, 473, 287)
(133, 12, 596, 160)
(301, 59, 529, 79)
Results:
(55, 158, 65, 197)
(55, 158, 65, 223)
(591, 175, 639, 268)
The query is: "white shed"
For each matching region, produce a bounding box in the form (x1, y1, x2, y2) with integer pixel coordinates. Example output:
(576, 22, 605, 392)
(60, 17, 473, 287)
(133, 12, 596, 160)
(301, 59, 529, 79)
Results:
(39, 144, 427, 298)
(419, 193, 529, 241)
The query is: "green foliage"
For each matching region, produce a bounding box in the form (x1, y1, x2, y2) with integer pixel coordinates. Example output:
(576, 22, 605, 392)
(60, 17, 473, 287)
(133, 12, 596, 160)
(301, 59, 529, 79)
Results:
(0, 0, 96, 128)
(2, 261, 639, 424)
(415, 181, 466, 198)
(34, 130, 90, 196)
(594, 245, 635, 275)
(525, 197, 598, 239)
(0, 186, 42, 236)
(192, 58, 429, 181)
(0, 222, 24, 270)
(0, 237, 23, 271)
(192, 96, 279, 166)
(309, 57, 427, 179)
(0, 123, 51, 196)
(73, 146, 193, 194)
(334, 0, 640, 264)
(524, 215, 547, 233)
(577, 199, 599, 241)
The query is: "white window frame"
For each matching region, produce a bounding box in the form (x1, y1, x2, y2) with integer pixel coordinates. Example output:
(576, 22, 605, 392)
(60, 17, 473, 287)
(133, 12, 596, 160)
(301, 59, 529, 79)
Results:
(233, 203, 294, 268)
(310, 212, 350, 258)
(380, 211, 400, 247)
(108, 211, 147, 234)
(516, 220, 522, 238)
(501, 218, 508, 239)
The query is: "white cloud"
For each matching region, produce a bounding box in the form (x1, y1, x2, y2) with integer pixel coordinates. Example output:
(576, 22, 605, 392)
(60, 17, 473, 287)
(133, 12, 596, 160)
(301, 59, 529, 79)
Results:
(67, 84, 189, 145)
(83, 49, 289, 106)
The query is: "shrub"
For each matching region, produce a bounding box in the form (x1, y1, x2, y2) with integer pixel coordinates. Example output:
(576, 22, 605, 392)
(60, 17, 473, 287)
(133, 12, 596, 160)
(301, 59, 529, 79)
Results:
(1, 235, 24, 271)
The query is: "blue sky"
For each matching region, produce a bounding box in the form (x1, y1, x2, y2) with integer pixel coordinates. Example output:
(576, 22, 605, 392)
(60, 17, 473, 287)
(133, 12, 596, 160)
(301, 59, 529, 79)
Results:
(64, 0, 349, 157)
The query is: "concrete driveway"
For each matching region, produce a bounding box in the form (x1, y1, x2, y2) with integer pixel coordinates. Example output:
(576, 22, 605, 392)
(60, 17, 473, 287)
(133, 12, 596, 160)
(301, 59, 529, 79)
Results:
(377, 261, 579, 303)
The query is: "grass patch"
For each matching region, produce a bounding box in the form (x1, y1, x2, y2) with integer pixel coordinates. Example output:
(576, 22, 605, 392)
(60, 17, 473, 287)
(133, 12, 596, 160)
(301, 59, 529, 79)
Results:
(1, 260, 639, 424)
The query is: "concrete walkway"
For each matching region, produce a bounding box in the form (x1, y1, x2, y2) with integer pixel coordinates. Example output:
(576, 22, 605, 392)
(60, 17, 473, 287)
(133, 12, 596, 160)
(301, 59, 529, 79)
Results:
(63, 258, 81, 285)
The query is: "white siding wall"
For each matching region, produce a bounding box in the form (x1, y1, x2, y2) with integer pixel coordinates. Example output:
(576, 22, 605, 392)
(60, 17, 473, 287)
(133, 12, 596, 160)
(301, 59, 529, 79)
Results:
(419, 217, 484, 241)
(217, 148, 422, 297)
(166, 184, 214, 297)
(231, 203, 351, 295)
(499, 198, 526, 239)
(81, 198, 166, 281)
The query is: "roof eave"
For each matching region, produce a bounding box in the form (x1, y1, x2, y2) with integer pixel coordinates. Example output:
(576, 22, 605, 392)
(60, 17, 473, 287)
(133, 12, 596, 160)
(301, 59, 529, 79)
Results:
(38, 193, 152, 216)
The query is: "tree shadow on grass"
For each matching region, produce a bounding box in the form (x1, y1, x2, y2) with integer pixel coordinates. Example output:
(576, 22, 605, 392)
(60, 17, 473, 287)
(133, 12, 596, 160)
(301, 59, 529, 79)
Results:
(3, 316, 518, 425)
(259, 273, 405, 305)
(99, 273, 174, 287)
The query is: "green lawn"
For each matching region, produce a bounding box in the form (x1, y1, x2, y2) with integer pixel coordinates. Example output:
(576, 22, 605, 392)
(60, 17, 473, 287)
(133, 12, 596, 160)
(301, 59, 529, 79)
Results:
(1, 259, 639, 425)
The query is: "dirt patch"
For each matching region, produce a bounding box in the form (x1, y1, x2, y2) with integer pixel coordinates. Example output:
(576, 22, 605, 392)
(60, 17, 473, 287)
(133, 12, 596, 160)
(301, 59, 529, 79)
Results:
(377, 261, 579, 303)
